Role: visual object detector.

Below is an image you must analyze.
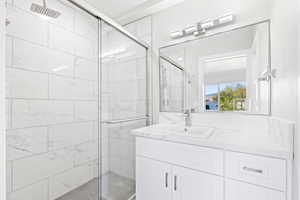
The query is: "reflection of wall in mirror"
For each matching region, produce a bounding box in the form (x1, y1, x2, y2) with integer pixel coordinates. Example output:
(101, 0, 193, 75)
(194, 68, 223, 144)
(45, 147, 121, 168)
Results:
(184, 48, 202, 112)
(247, 23, 269, 114)
(160, 60, 183, 112)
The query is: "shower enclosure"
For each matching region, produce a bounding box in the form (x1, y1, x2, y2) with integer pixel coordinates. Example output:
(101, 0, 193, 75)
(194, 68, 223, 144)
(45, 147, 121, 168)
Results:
(5, 0, 149, 200)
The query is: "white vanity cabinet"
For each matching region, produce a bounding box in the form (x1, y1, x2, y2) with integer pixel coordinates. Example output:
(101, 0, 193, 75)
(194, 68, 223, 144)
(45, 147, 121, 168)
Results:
(225, 180, 285, 200)
(172, 166, 223, 200)
(136, 156, 223, 200)
(135, 137, 288, 200)
(136, 157, 173, 200)
(136, 137, 224, 200)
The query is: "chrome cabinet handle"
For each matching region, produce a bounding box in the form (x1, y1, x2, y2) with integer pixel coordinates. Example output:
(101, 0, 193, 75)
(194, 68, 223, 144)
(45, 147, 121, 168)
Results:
(165, 172, 168, 188)
(174, 175, 178, 191)
(243, 166, 263, 174)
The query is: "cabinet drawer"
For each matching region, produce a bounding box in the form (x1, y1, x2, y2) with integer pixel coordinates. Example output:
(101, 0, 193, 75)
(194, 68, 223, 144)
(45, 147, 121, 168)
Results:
(226, 179, 285, 200)
(225, 151, 286, 191)
(136, 137, 223, 175)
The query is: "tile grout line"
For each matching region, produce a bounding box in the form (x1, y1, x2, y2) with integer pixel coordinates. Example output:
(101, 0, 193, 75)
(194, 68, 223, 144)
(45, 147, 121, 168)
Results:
(47, 177, 50, 200)
(7, 63, 99, 82)
(6, 96, 98, 102)
(9, 156, 99, 193)
(6, 119, 97, 131)
(8, 137, 99, 163)
(5, 33, 98, 63)
(9, 95, 12, 129)
(10, 161, 13, 195)
(48, 72, 50, 100)
(6, 31, 145, 64)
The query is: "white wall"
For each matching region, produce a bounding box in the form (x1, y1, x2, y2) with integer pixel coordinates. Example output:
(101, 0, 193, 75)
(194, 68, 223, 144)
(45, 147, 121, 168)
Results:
(149, 0, 298, 198)
(265, 1, 298, 199)
(270, 0, 298, 121)
(270, 1, 299, 196)
(296, 1, 300, 200)
(0, 1, 6, 200)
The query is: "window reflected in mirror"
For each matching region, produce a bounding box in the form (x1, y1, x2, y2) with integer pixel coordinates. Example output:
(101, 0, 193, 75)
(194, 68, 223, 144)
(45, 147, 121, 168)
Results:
(204, 55, 247, 112)
(205, 85, 219, 111)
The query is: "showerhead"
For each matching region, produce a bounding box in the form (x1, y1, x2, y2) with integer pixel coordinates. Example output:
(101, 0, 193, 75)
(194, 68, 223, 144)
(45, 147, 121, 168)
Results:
(30, 0, 61, 19)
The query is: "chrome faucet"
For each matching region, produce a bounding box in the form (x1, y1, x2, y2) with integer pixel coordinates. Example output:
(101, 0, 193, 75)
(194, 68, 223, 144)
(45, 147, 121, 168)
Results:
(183, 109, 192, 127)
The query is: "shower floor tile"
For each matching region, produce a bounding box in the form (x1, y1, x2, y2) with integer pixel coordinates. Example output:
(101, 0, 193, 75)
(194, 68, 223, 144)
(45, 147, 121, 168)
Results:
(56, 172, 135, 200)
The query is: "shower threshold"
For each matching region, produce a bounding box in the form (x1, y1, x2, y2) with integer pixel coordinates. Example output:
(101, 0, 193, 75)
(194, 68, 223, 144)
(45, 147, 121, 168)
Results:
(56, 172, 135, 200)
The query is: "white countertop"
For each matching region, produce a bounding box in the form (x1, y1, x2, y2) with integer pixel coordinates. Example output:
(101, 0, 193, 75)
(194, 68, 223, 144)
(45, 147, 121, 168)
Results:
(132, 123, 294, 160)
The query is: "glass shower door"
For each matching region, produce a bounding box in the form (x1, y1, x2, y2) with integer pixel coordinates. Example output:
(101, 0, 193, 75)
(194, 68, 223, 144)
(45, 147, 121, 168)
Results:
(100, 21, 148, 200)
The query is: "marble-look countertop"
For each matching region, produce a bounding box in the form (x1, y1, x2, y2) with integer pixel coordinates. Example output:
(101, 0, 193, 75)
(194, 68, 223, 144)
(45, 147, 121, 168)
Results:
(132, 123, 294, 160)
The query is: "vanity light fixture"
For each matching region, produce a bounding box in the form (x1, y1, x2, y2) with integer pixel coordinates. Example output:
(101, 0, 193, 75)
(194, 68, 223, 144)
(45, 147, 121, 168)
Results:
(170, 14, 235, 39)
(218, 14, 234, 25)
(184, 26, 198, 35)
(193, 29, 206, 37)
(200, 20, 214, 29)
(170, 30, 184, 39)
(193, 31, 200, 37)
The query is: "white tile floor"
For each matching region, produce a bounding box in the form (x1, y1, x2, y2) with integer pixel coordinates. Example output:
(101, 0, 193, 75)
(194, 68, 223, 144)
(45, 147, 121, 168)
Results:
(56, 172, 135, 200)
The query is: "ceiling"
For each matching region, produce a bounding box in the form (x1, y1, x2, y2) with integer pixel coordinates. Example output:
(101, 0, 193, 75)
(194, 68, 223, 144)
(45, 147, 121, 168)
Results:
(84, 0, 184, 24)
(204, 56, 247, 73)
(84, 0, 150, 18)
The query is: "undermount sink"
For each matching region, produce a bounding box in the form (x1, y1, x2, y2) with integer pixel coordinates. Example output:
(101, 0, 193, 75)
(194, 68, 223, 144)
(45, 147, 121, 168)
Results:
(158, 124, 215, 139)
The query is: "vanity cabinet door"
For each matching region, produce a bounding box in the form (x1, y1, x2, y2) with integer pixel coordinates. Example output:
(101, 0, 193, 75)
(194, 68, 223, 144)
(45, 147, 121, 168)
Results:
(136, 156, 172, 200)
(173, 166, 223, 200)
(225, 179, 285, 200)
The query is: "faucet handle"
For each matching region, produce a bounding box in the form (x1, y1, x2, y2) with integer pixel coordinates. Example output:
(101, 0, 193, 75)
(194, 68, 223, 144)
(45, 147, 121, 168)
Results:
(183, 109, 191, 116)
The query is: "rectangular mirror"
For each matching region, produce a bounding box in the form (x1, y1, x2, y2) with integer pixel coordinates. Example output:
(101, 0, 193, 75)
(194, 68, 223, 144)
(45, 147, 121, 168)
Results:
(159, 21, 271, 115)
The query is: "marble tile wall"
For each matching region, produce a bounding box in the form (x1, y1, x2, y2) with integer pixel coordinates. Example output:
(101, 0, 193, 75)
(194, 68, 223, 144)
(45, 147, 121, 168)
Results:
(5, 0, 99, 199)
